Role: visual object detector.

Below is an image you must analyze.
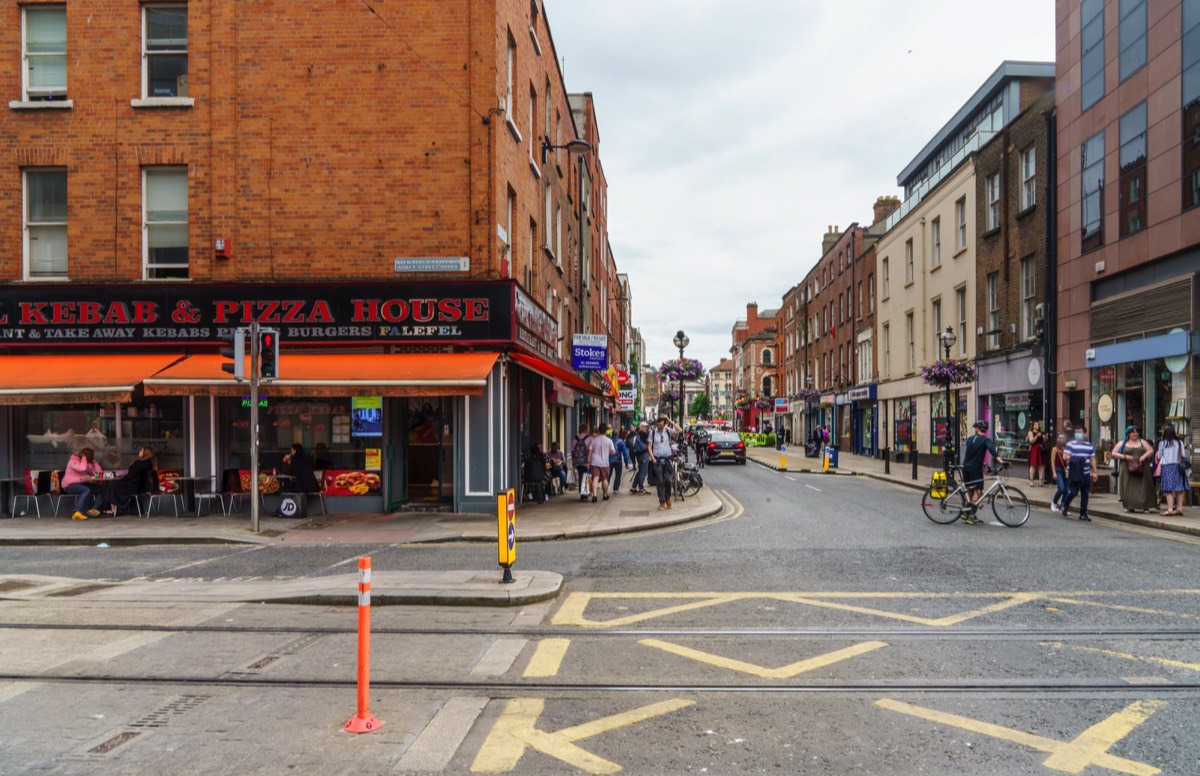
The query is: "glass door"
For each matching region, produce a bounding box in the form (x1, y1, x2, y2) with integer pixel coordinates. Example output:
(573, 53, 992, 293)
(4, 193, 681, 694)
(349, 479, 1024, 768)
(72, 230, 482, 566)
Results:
(403, 398, 453, 504)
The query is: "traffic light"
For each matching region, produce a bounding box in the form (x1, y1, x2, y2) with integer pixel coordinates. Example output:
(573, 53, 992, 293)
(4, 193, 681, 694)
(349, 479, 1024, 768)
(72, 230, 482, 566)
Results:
(220, 328, 247, 381)
(259, 328, 280, 380)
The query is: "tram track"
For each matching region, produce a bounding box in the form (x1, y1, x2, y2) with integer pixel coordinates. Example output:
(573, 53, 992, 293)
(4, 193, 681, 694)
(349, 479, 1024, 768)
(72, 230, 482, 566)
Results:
(1, 622, 1199, 640)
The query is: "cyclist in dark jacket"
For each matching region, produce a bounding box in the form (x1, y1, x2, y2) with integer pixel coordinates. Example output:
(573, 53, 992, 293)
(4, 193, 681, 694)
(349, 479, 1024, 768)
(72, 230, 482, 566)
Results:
(961, 420, 1004, 522)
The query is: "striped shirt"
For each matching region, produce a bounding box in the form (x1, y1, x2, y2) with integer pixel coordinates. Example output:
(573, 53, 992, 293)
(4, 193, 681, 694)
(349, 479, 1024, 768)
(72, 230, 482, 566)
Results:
(1065, 438, 1095, 475)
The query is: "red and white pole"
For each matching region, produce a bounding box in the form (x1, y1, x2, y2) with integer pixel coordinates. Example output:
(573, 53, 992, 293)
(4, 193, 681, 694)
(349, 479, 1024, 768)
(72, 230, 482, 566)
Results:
(344, 556, 381, 734)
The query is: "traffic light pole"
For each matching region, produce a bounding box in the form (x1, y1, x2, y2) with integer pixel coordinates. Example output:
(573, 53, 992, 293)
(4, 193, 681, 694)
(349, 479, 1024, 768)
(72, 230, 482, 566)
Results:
(249, 320, 262, 533)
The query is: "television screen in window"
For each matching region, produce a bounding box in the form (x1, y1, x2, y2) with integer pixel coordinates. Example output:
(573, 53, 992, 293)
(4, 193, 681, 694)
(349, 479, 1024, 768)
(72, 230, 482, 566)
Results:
(351, 397, 383, 437)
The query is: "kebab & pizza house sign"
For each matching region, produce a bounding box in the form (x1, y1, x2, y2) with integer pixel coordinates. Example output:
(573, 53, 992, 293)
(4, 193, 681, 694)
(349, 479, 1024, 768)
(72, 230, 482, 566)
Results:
(0, 282, 517, 345)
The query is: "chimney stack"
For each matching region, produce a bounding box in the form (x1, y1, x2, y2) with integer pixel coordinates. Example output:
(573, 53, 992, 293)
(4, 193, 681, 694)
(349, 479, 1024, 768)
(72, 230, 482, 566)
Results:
(821, 225, 841, 256)
(872, 196, 902, 225)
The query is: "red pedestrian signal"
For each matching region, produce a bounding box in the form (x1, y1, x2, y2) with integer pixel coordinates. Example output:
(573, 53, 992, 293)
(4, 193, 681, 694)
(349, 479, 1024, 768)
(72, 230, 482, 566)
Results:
(259, 329, 279, 380)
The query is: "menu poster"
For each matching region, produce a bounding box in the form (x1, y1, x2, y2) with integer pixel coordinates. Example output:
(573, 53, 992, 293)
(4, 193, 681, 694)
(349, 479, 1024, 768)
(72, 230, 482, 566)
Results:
(365, 449, 382, 470)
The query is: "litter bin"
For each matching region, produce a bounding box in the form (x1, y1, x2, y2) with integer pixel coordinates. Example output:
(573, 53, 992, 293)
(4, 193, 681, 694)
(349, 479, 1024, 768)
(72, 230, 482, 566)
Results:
(825, 445, 839, 469)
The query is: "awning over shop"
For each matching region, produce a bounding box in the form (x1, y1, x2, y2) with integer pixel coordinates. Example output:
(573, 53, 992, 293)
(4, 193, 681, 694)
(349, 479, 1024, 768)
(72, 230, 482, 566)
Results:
(0, 354, 185, 405)
(142, 352, 500, 398)
(510, 351, 603, 397)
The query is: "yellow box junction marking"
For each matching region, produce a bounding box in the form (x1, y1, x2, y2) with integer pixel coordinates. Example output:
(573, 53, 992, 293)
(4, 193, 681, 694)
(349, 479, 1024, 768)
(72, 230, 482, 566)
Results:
(524, 638, 571, 678)
(876, 698, 1165, 776)
(471, 697, 694, 774)
(640, 638, 887, 679)
(553, 590, 1200, 629)
(1045, 596, 1200, 622)
(1043, 641, 1200, 673)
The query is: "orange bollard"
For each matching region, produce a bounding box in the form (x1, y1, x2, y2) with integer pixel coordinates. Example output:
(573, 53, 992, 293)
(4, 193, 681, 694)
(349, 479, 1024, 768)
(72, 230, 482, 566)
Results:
(344, 556, 382, 734)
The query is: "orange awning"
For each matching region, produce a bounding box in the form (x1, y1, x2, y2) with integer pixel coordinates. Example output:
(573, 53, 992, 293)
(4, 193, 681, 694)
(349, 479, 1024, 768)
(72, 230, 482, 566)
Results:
(0, 354, 186, 405)
(142, 352, 500, 398)
(510, 351, 603, 396)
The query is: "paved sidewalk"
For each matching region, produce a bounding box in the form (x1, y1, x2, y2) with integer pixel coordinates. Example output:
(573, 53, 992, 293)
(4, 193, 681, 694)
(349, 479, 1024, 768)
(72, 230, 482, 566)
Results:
(745, 445, 1200, 537)
(0, 483, 725, 607)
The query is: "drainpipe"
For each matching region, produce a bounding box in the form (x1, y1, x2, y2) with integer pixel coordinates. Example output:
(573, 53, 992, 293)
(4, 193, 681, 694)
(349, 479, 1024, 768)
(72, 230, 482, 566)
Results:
(1043, 108, 1058, 434)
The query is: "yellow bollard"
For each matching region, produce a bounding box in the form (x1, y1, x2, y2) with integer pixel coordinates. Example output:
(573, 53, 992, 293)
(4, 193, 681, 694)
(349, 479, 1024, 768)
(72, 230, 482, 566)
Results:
(780, 453, 787, 470)
(823, 452, 830, 472)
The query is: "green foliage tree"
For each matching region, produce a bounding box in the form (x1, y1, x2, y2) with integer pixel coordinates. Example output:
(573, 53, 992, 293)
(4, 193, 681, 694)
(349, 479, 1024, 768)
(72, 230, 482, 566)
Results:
(689, 394, 711, 420)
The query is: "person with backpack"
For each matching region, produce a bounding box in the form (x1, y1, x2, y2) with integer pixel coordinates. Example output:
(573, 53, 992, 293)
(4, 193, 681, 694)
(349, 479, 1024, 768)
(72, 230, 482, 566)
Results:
(648, 415, 682, 510)
(609, 429, 632, 494)
(626, 424, 650, 493)
(1061, 420, 1099, 521)
(571, 424, 591, 501)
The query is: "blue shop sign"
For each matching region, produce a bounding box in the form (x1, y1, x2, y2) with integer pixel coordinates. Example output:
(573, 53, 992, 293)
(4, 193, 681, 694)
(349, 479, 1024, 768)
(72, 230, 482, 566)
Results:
(571, 334, 608, 371)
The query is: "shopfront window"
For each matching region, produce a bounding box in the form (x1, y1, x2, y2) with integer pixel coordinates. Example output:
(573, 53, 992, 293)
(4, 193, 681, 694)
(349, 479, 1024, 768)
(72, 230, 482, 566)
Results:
(24, 400, 184, 475)
(222, 396, 383, 496)
(990, 391, 1043, 461)
(1092, 358, 1188, 468)
(893, 397, 916, 453)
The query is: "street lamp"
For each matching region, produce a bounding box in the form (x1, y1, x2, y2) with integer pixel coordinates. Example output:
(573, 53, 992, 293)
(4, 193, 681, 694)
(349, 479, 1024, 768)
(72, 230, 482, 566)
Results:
(939, 325, 958, 472)
(542, 137, 592, 165)
(673, 329, 689, 427)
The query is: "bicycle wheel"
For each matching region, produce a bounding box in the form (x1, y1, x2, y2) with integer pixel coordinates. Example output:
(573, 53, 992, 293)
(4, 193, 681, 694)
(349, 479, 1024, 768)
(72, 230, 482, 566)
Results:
(991, 485, 1030, 527)
(680, 475, 702, 497)
(922, 486, 962, 524)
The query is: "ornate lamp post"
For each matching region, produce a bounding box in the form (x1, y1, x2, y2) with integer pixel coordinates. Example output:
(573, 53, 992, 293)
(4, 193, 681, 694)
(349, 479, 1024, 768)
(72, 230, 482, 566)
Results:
(673, 330, 689, 427)
(939, 325, 958, 472)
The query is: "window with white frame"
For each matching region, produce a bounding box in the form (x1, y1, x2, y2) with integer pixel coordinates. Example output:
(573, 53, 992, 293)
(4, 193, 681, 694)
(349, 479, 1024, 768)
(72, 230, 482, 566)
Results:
(505, 34, 515, 123)
(24, 168, 68, 278)
(932, 216, 941, 265)
(868, 275, 874, 312)
(859, 338, 872, 382)
(986, 272, 1000, 349)
(144, 167, 188, 279)
(956, 197, 967, 248)
(931, 299, 942, 355)
(905, 312, 914, 371)
(528, 85, 537, 160)
(143, 5, 188, 98)
(22, 5, 67, 101)
(543, 182, 552, 251)
(986, 173, 1001, 230)
(956, 287, 967, 355)
(1020, 257, 1036, 340)
(882, 258, 889, 297)
(905, 239, 913, 283)
(555, 203, 562, 265)
(882, 323, 891, 377)
(1021, 146, 1037, 209)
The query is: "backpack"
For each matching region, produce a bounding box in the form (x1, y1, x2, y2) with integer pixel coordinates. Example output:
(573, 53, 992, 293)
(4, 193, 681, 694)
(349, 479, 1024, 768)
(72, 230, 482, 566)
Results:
(627, 434, 645, 457)
(571, 434, 589, 467)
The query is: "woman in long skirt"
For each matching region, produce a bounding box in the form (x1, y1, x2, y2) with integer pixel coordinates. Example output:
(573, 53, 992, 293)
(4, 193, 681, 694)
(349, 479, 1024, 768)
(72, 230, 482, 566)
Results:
(1112, 426, 1156, 512)
(1156, 424, 1190, 516)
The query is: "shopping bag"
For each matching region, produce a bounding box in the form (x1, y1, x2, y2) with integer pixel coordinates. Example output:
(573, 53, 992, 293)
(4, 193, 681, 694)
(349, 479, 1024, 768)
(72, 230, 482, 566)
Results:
(580, 475, 591, 497)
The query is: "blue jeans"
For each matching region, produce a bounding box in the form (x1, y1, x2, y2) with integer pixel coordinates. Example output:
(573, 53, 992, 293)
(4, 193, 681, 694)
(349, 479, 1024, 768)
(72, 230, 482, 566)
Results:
(64, 482, 96, 513)
(1063, 477, 1091, 516)
(631, 453, 649, 491)
(1053, 471, 1067, 507)
(610, 461, 625, 492)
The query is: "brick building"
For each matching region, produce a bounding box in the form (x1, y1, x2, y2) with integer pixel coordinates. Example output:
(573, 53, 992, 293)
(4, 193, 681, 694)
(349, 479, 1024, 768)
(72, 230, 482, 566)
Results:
(974, 89, 1055, 462)
(1, 1, 624, 514)
(729, 302, 777, 432)
(1054, 0, 1198, 466)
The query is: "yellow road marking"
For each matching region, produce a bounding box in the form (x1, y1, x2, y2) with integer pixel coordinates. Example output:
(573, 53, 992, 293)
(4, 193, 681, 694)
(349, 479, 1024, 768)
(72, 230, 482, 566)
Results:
(1102, 520, 1200, 545)
(639, 638, 887, 679)
(524, 638, 571, 678)
(553, 590, 1200, 628)
(1043, 641, 1200, 672)
(876, 698, 1164, 776)
(471, 697, 694, 774)
(1045, 597, 1200, 622)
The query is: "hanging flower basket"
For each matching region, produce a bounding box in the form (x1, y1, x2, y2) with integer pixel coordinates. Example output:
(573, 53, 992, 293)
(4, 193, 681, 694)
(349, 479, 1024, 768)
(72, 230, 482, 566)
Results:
(794, 387, 820, 403)
(921, 358, 977, 387)
(754, 399, 773, 410)
(658, 357, 706, 383)
(659, 390, 681, 404)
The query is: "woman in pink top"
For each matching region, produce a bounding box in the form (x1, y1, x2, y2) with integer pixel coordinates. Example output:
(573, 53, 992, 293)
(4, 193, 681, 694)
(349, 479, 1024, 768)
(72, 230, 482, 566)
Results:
(61, 447, 103, 519)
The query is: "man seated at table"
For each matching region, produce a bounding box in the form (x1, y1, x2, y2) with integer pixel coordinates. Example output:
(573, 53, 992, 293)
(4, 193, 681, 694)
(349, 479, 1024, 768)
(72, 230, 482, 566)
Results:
(545, 441, 568, 494)
(97, 447, 159, 517)
(62, 447, 103, 520)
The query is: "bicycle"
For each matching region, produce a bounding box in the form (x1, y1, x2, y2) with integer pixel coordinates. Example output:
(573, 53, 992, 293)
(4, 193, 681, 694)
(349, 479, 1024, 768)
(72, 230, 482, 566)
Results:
(921, 462, 1030, 527)
(674, 459, 703, 499)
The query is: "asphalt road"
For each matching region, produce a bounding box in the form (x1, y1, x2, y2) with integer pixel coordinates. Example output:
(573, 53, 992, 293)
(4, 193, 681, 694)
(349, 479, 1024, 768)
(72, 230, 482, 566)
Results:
(1, 462, 1198, 774)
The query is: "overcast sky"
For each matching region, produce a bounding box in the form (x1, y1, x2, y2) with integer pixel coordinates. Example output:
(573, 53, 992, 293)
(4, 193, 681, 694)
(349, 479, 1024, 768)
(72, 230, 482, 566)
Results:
(543, 0, 1056, 376)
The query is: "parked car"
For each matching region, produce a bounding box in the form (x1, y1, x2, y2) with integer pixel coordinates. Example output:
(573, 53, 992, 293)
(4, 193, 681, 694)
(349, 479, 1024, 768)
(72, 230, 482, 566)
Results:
(706, 431, 746, 465)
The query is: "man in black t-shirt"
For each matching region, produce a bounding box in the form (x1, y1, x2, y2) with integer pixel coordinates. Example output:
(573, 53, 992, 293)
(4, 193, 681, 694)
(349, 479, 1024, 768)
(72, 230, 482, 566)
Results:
(960, 420, 1004, 523)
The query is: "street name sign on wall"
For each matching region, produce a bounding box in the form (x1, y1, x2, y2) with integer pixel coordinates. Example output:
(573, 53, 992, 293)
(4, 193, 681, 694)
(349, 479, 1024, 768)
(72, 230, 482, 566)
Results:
(572, 334, 608, 371)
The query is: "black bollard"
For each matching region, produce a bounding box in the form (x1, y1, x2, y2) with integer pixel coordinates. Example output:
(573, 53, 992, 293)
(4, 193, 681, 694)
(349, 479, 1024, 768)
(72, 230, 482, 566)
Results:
(912, 449, 919, 480)
(883, 446, 890, 475)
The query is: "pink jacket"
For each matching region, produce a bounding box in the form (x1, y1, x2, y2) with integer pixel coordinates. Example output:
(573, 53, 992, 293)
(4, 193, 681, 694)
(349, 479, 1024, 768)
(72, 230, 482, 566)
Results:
(60, 454, 101, 489)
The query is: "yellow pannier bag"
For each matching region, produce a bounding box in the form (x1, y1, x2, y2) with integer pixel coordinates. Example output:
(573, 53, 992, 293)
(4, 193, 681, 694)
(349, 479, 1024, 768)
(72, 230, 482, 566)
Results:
(930, 471, 948, 499)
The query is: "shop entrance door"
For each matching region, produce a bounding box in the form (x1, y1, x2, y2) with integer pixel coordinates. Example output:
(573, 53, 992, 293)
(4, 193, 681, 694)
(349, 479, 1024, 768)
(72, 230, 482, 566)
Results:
(396, 398, 454, 507)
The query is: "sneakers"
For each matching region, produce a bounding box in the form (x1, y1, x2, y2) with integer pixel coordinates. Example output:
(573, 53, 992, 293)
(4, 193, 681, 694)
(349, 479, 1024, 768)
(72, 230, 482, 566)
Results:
(71, 511, 88, 520)
(1051, 502, 1060, 513)
(1079, 514, 1092, 522)
(86, 508, 101, 517)
(962, 514, 980, 525)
